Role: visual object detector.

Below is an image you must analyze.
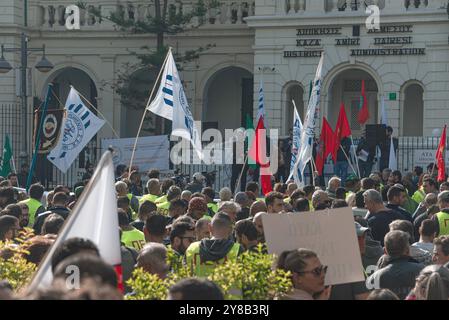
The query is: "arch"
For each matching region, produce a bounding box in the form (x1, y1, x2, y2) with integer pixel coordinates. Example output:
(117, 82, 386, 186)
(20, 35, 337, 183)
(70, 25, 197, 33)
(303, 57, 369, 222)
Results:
(400, 80, 424, 137)
(323, 62, 381, 137)
(282, 81, 305, 136)
(202, 65, 254, 132)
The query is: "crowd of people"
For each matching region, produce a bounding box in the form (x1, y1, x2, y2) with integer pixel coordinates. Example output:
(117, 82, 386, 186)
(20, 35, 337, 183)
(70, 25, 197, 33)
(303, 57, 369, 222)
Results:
(1, 163, 449, 301)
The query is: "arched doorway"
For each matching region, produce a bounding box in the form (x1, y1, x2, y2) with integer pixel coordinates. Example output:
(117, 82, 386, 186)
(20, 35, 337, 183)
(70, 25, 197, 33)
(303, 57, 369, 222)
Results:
(120, 67, 170, 138)
(203, 67, 253, 132)
(283, 81, 305, 136)
(327, 69, 379, 137)
(401, 82, 424, 137)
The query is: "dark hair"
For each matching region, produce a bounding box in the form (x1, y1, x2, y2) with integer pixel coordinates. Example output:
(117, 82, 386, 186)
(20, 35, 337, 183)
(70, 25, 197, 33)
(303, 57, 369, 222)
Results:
(117, 196, 130, 208)
(434, 236, 449, 256)
(169, 278, 224, 300)
(42, 214, 65, 235)
(389, 220, 415, 244)
(414, 166, 424, 177)
(293, 198, 309, 213)
(361, 178, 376, 191)
(147, 169, 160, 179)
(332, 199, 348, 209)
(52, 192, 69, 206)
(169, 199, 188, 212)
(387, 185, 405, 202)
(7, 173, 17, 179)
(420, 219, 437, 238)
(386, 126, 393, 133)
(23, 236, 54, 265)
(245, 182, 259, 194)
(440, 182, 449, 189)
(0, 187, 15, 204)
(235, 220, 258, 241)
(335, 188, 346, 200)
(0, 215, 18, 240)
(53, 253, 117, 288)
(391, 170, 402, 181)
(51, 238, 100, 273)
(167, 186, 182, 202)
(290, 190, 305, 203)
(169, 222, 195, 243)
(4, 204, 22, 219)
(384, 230, 410, 257)
(265, 192, 284, 207)
(274, 183, 287, 194)
(201, 187, 215, 200)
(117, 209, 129, 226)
(54, 185, 69, 195)
(29, 183, 44, 200)
(145, 214, 167, 237)
(303, 185, 315, 197)
(367, 289, 399, 300)
(424, 178, 438, 189)
(161, 179, 175, 194)
(139, 201, 157, 217)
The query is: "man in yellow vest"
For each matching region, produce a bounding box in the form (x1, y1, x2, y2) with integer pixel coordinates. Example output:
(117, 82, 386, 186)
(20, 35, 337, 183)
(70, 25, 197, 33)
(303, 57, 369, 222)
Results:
(157, 186, 181, 216)
(185, 212, 242, 277)
(19, 183, 45, 227)
(140, 179, 161, 205)
(118, 209, 145, 251)
(413, 178, 438, 205)
(432, 191, 449, 236)
(115, 181, 139, 216)
(202, 187, 218, 216)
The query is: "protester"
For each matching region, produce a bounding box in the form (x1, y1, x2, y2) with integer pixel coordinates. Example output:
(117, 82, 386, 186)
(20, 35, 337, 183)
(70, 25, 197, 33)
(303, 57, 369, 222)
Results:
(385, 185, 413, 222)
(131, 200, 157, 232)
(41, 214, 65, 236)
(33, 192, 71, 235)
(412, 219, 436, 257)
(311, 190, 331, 211)
(119, 209, 145, 251)
(431, 191, 449, 236)
(140, 179, 161, 204)
(169, 222, 196, 256)
(143, 214, 167, 244)
(0, 215, 19, 241)
(168, 278, 224, 300)
(432, 236, 449, 266)
(326, 177, 341, 199)
(249, 200, 267, 218)
(412, 265, 449, 300)
(218, 201, 241, 223)
(195, 217, 211, 241)
(265, 192, 284, 214)
(234, 219, 260, 252)
(136, 243, 169, 279)
(367, 289, 400, 300)
(253, 212, 266, 243)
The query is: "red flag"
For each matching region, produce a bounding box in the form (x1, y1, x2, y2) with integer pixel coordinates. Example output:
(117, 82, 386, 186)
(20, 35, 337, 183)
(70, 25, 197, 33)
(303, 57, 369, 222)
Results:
(357, 80, 370, 125)
(248, 117, 273, 195)
(333, 103, 352, 162)
(315, 117, 336, 176)
(436, 125, 447, 182)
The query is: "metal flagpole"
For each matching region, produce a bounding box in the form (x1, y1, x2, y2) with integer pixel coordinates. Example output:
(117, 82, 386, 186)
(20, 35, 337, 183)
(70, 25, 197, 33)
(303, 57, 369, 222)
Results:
(339, 145, 358, 176)
(350, 135, 361, 178)
(128, 48, 171, 177)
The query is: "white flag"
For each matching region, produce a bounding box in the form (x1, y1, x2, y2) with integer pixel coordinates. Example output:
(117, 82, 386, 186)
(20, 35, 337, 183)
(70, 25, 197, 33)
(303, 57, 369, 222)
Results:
(48, 87, 105, 173)
(288, 107, 303, 185)
(28, 151, 121, 291)
(147, 50, 202, 160)
(293, 53, 325, 187)
(389, 136, 397, 170)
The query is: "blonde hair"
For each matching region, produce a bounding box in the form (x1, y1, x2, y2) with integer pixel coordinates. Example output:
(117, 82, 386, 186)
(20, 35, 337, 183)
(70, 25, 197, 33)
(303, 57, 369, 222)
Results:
(416, 265, 449, 300)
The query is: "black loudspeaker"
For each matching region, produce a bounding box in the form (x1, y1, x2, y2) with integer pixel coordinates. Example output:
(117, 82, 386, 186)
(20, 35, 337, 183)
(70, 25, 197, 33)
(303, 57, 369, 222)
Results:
(366, 124, 386, 148)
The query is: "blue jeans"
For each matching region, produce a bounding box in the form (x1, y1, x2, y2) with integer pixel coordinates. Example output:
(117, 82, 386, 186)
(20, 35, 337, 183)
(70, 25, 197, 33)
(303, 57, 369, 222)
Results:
(334, 161, 349, 185)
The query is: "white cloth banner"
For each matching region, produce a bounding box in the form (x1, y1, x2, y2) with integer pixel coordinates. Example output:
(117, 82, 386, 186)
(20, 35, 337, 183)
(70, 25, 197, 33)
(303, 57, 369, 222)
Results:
(389, 136, 398, 170)
(48, 87, 105, 173)
(293, 53, 324, 187)
(102, 136, 169, 172)
(288, 107, 303, 185)
(28, 151, 121, 290)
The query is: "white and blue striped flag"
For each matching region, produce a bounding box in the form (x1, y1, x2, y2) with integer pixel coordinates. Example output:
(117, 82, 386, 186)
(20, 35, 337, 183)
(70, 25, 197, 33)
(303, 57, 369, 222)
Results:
(48, 87, 105, 173)
(293, 53, 324, 187)
(147, 50, 202, 160)
(288, 107, 303, 185)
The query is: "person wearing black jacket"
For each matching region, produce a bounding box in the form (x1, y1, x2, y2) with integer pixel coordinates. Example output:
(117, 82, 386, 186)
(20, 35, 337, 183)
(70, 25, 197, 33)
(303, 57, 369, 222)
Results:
(356, 134, 376, 178)
(33, 192, 70, 235)
(385, 185, 413, 222)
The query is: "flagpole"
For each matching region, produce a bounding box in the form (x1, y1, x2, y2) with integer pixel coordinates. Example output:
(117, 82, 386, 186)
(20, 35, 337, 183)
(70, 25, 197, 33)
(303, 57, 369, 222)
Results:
(339, 145, 358, 176)
(350, 135, 361, 178)
(26, 84, 52, 190)
(128, 48, 172, 176)
(234, 154, 248, 193)
(310, 157, 317, 187)
(11, 155, 16, 174)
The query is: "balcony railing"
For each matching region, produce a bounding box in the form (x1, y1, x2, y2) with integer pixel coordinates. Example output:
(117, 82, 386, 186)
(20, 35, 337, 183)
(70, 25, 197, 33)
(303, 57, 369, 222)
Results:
(33, 0, 255, 30)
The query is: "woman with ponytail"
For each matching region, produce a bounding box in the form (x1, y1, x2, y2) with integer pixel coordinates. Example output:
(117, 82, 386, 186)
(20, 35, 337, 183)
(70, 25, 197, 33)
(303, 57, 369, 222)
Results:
(413, 265, 449, 300)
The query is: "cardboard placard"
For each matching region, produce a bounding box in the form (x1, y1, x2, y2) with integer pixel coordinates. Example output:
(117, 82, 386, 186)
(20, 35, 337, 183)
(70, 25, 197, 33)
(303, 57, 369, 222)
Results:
(262, 207, 365, 286)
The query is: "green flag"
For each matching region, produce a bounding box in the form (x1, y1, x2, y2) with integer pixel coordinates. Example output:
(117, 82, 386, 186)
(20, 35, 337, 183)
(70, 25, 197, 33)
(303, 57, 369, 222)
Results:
(245, 113, 257, 170)
(0, 135, 13, 177)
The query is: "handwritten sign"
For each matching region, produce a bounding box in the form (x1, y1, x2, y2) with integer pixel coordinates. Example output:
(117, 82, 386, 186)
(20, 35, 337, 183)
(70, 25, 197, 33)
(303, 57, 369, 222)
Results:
(262, 207, 364, 286)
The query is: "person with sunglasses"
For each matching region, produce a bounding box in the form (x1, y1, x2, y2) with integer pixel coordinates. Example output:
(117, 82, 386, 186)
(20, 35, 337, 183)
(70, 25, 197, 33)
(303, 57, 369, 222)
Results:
(277, 248, 331, 300)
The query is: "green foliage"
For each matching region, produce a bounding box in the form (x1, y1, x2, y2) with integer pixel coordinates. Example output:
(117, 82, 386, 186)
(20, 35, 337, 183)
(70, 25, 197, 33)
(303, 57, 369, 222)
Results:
(0, 229, 37, 292)
(126, 245, 292, 300)
(209, 245, 293, 300)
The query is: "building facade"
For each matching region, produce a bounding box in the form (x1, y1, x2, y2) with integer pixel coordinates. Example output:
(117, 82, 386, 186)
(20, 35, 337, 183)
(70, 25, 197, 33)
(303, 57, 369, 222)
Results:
(0, 0, 448, 180)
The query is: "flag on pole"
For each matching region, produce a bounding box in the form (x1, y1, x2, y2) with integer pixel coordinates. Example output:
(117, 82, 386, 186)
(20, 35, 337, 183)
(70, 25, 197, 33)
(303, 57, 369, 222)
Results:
(388, 136, 398, 171)
(357, 80, 370, 125)
(436, 125, 447, 182)
(293, 53, 325, 187)
(28, 151, 122, 291)
(0, 135, 13, 177)
(288, 107, 303, 184)
(48, 87, 105, 173)
(333, 103, 352, 163)
(248, 79, 272, 195)
(315, 117, 335, 176)
(147, 50, 202, 160)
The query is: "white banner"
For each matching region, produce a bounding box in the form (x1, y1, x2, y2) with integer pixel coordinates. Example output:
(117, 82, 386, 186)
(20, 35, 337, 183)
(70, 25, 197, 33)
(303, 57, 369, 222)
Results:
(413, 149, 449, 169)
(102, 136, 169, 172)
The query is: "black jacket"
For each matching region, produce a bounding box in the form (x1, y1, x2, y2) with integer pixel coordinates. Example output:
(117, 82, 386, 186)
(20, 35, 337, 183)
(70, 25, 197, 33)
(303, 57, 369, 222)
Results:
(33, 206, 71, 234)
(367, 256, 424, 300)
(366, 209, 409, 245)
(386, 204, 413, 223)
(199, 238, 243, 263)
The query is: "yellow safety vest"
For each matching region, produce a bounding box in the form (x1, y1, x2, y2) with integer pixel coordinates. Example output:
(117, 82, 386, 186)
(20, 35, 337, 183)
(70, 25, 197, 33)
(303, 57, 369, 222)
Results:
(20, 198, 43, 227)
(185, 241, 240, 278)
(436, 211, 449, 236)
(121, 228, 146, 251)
(126, 193, 138, 220)
(155, 195, 167, 204)
(207, 202, 218, 214)
(308, 199, 314, 212)
(157, 201, 170, 216)
(284, 197, 291, 204)
(139, 194, 159, 205)
(412, 189, 425, 204)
